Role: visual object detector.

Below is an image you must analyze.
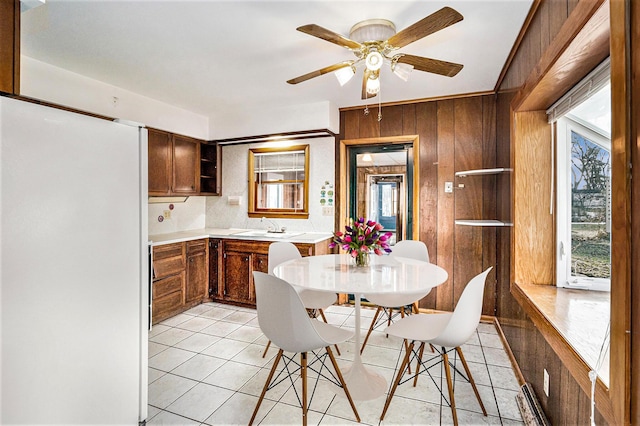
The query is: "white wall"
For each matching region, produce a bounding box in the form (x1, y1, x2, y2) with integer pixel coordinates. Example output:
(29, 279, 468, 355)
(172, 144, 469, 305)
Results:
(206, 137, 336, 232)
(148, 197, 207, 235)
(209, 101, 340, 140)
(21, 56, 209, 139)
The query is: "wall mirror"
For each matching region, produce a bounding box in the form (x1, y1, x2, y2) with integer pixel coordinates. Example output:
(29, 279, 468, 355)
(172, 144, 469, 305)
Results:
(248, 145, 309, 219)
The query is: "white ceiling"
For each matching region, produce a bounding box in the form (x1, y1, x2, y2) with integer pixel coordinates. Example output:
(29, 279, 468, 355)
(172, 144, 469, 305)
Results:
(20, 0, 533, 119)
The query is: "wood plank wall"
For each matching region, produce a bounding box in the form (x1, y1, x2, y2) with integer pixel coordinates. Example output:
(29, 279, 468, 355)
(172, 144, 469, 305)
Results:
(339, 95, 498, 315)
(496, 0, 609, 423)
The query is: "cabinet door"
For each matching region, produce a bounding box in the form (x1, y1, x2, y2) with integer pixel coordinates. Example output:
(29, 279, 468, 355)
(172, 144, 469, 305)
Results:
(148, 129, 172, 195)
(186, 250, 208, 304)
(223, 251, 251, 304)
(250, 253, 269, 303)
(172, 135, 200, 194)
(152, 271, 185, 324)
(209, 239, 221, 299)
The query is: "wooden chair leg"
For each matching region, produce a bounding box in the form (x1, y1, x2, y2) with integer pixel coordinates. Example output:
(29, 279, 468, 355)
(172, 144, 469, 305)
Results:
(262, 340, 271, 358)
(380, 340, 414, 421)
(318, 309, 341, 356)
(250, 348, 283, 426)
(404, 339, 413, 374)
(455, 346, 487, 416)
(360, 306, 382, 355)
(413, 342, 426, 387)
(326, 346, 360, 423)
(301, 352, 308, 426)
(442, 348, 458, 426)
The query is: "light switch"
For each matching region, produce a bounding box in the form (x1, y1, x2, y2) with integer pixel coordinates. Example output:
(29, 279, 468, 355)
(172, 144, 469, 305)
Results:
(322, 206, 334, 216)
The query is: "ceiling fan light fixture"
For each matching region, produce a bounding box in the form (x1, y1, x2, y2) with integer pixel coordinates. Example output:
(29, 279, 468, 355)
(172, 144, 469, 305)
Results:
(366, 76, 380, 95)
(392, 62, 414, 82)
(335, 66, 355, 86)
(365, 50, 383, 71)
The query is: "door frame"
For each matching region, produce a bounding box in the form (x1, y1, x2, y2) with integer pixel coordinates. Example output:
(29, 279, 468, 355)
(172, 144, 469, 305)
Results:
(338, 135, 420, 240)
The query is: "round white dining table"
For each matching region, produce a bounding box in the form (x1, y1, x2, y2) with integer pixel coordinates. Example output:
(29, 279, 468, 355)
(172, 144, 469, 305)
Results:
(273, 253, 448, 401)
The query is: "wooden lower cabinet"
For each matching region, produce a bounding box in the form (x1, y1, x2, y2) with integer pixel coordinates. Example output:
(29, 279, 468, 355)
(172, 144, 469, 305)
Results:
(152, 238, 208, 324)
(152, 242, 186, 324)
(185, 239, 208, 305)
(211, 239, 328, 307)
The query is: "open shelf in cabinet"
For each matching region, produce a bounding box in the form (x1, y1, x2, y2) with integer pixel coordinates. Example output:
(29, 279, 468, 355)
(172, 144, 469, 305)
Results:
(200, 143, 221, 195)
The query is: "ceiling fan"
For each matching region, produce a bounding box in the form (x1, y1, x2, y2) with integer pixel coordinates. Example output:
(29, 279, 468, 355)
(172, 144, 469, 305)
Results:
(287, 6, 465, 100)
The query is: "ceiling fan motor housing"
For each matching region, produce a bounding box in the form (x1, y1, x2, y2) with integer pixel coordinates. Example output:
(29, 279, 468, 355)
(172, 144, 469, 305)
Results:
(349, 19, 396, 44)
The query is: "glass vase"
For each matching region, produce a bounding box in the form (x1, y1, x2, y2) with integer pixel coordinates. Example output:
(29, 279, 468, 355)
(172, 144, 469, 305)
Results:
(353, 251, 370, 267)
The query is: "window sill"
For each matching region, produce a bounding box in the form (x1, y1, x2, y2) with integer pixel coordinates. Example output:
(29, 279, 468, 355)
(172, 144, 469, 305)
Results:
(511, 282, 613, 418)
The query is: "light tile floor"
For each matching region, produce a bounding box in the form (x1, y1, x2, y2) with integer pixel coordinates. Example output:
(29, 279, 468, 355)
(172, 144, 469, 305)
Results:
(147, 302, 524, 425)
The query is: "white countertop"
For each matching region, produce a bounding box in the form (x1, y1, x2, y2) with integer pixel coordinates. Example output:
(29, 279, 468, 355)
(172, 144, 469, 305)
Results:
(149, 228, 334, 246)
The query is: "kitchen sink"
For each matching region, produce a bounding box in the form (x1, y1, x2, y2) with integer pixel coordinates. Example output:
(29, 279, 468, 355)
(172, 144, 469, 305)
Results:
(232, 230, 303, 239)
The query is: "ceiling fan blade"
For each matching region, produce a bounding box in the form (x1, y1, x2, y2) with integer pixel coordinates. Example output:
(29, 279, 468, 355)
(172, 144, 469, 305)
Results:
(361, 69, 376, 100)
(297, 24, 362, 50)
(286, 61, 354, 85)
(396, 54, 463, 77)
(386, 7, 463, 49)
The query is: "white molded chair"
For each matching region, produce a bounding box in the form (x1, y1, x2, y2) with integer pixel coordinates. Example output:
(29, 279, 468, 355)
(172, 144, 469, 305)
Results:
(250, 272, 360, 426)
(379, 267, 493, 426)
(360, 239, 431, 355)
(262, 242, 339, 357)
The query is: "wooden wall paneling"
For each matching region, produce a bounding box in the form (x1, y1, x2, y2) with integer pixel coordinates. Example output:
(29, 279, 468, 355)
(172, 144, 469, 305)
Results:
(453, 97, 484, 305)
(342, 110, 360, 140)
(482, 95, 498, 315)
(380, 105, 403, 137)
(513, 111, 554, 285)
(567, 0, 580, 16)
(401, 104, 416, 135)
(511, 0, 609, 111)
(358, 106, 381, 139)
(539, 0, 552, 55)
(496, 92, 515, 319)
(0, 0, 19, 95)
(416, 102, 438, 309)
(549, 0, 570, 42)
(435, 100, 455, 311)
(610, 0, 635, 423)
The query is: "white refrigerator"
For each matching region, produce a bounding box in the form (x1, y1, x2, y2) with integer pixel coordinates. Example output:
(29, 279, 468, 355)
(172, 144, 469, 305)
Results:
(0, 96, 149, 424)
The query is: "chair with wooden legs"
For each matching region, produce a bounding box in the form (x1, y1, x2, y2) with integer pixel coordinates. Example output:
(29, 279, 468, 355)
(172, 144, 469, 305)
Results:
(250, 272, 360, 426)
(360, 239, 430, 355)
(262, 241, 339, 358)
(380, 267, 493, 426)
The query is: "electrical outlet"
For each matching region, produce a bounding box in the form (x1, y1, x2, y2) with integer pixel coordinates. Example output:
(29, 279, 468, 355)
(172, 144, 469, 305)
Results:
(444, 181, 453, 193)
(163, 210, 171, 219)
(543, 368, 550, 397)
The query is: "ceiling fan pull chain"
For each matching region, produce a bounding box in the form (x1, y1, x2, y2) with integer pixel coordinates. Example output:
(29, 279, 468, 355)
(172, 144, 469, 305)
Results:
(377, 89, 382, 121)
(363, 106, 369, 116)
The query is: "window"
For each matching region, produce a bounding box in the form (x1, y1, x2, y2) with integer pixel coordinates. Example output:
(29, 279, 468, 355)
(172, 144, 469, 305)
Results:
(248, 145, 309, 219)
(552, 62, 611, 291)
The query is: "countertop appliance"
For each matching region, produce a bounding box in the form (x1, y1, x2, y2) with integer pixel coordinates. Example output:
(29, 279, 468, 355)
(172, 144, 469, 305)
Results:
(0, 96, 149, 424)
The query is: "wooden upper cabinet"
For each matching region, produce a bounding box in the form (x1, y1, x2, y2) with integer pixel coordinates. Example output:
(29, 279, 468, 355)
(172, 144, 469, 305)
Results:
(148, 129, 173, 195)
(148, 129, 200, 196)
(172, 135, 200, 194)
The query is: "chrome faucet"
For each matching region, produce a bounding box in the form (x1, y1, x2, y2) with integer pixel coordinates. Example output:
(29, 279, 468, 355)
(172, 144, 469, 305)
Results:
(261, 216, 286, 233)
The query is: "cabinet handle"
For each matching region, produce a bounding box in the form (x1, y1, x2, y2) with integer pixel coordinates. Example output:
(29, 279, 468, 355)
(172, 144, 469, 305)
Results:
(190, 258, 194, 263)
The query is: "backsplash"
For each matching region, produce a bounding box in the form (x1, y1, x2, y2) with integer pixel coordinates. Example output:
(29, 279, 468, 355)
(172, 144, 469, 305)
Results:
(148, 196, 206, 235)
(205, 137, 335, 232)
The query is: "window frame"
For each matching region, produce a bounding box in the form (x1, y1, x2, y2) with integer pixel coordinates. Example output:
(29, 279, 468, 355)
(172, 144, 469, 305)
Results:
(247, 144, 309, 219)
(556, 115, 611, 292)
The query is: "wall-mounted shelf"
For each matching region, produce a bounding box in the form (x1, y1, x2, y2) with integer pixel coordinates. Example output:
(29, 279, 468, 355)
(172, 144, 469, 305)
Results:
(455, 219, 513, 227)
(455, 167, 513, 177)
(454, 168, 512, 227)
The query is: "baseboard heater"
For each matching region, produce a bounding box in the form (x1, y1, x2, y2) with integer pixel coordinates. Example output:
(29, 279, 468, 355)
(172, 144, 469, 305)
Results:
(516, 383, 551, 426)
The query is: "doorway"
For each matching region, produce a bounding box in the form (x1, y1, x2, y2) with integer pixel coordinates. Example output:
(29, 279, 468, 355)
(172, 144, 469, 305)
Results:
(338, 136, 420, 242)
(369, 174, 404, 245)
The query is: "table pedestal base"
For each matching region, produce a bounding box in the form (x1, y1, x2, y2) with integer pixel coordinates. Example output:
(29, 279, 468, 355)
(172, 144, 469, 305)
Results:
(339, 359, 387, 400)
